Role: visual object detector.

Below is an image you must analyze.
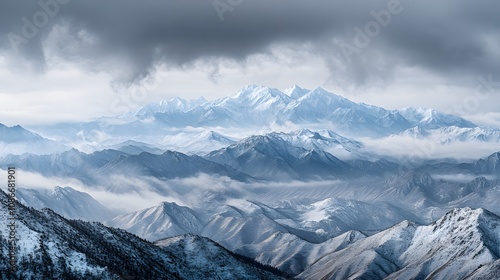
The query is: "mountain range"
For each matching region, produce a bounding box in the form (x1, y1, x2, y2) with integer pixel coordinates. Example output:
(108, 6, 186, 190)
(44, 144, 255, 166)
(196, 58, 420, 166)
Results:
(104, 200, 500, 278)
(298, 207, 500, 279)
(2, 84, 500, 279)
(0, 190, 284, 279)
(16, 186, 116, 221)
(0, 124, 68, 157)
(10, 84, 497, 160)
(7, 185, 499, 279)
(131, 85, 477, 137)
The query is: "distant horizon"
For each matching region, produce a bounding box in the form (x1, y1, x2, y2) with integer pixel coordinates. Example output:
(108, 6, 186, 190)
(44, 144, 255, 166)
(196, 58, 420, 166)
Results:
(1, 84, 498, 130)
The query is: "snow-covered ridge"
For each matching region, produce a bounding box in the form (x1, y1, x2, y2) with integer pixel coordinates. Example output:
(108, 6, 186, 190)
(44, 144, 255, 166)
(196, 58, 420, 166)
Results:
(0, 123, 69, 157)
(104, 198, 500, 278)
(16, 186, 116, 221)
(0, 190, 284, 279)
(298, 207, 500, 279)
(130, 85, 480, 137)
(136, 96, 208, 115)
(6, 84, 500, 160)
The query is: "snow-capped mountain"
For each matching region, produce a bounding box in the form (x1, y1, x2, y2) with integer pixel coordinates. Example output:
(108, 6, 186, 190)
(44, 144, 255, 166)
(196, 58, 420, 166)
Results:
(205, 134, 354, 180)
(268, 129, 362, 157)
(0, 148, 128, 184)
(0, 190, 283, 279)
(159, 130, 236, 154)
(235, 230, 366, 276)
(398, 107, 476, 129)
(283, 87, 367, 126)
(100, 150, 251, 181)
(298, 207, 500, 279)
(472, 151, 500, 174)
(283, 84, 310, 99)
(106, 202, 204, 241)
(399, 125, 500, 144)
(5, 148, 500, 220)
(207, 85, 292, 125)
(203, 132, 405, 179)
(136, 96, 208, 116)
(110, 140, 164, 155)
(417, 151, 500, 176)
(4, 83, 500, 279)
(105, 198, 418, 253)
(0, 123, 68, 157)
(103, 196, 500, 278)
(155, 234, 287, 279)
(16, 84, 500, 161)
(0, 148, 251, 185)
(16, 186, 116, 221)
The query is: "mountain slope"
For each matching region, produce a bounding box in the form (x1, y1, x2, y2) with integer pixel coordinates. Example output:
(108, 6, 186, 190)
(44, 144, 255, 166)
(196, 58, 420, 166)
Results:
(298, 207, 500, 280)
(0, 190, 283, 279)
(131, 85, 478, 137)
(235, 230, 366, 276)
(0, 148, 252, 184)
(136, 96, 208, 116)
(25, 84, 500, 159)
(472, 151, 500, 174)
(101, 150, 251, 181)
(205, 134, 353, 180)
(159, 130, 236, 154)
(269, 129, 362, 157)
(105, 198, 418, 255)
(207, 85, 292, 125)
(155, 234, 287, 279)
(0, 148, 127, 183)
(0, 123, 68, 157)
(106, 202, 204, 241)
(16, 186, 115, 221)
(111, 140, 164, 155)
(398, 107, 476, 129)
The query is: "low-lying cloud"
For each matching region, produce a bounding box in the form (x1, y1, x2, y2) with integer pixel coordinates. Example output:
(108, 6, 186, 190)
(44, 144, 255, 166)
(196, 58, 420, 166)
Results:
(361, 136, 500, 161)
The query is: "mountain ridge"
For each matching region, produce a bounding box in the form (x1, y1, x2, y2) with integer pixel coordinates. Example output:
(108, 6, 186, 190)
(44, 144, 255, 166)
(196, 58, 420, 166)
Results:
(0, 189, 284, 279)
(298, 207, 500, 279)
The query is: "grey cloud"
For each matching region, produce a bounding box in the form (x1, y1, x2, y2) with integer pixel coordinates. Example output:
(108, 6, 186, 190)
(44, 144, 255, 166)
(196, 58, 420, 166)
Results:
(1, 0, 499, 86)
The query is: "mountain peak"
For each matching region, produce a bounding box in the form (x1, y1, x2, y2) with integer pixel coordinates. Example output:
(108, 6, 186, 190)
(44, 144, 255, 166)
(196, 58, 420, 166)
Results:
(199, 131, 234, 143)
(206, 85, 292, 124)
(137, 96, 207, 115)
(290, 129, 329, 142)
(232, 85, 288, 100)
(284, 84, 310, 99)
(399, 106, 476, 129)
(0, 123, 42, 142)
(194, 96, 208, 103)
(488, 151, 500, 160)
(52, 185, 68, 193)
(298, 87, 354, 106)
(433, 207, 496, 230)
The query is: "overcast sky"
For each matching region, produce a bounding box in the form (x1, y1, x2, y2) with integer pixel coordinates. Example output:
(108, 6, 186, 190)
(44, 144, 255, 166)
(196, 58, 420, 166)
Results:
(0, 0, 499, 127)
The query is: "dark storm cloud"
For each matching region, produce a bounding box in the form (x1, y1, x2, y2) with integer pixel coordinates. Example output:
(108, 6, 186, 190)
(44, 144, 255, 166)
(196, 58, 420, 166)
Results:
(1, 0, 499, 85)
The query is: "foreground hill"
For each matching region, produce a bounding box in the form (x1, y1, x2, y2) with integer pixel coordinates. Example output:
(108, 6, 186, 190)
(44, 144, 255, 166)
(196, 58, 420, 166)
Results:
(298, 207, 500, 279)
(0, 190, 283, 279)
